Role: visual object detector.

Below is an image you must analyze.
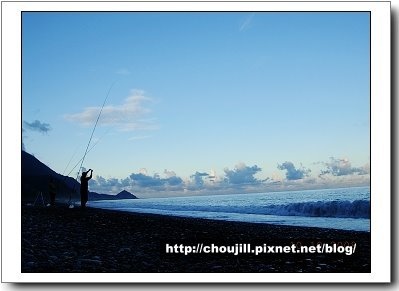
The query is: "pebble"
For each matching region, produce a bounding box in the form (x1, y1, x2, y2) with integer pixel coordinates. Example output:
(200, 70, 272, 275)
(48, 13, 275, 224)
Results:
(26, 262, 36, 268)
(142, 261, 152, 267)
(118, 247, 131, 253)
(21, 206, 371, 273)
(79, 259, 102, 266)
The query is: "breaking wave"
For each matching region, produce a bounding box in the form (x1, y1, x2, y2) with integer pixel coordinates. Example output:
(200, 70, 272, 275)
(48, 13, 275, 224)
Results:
(262, 200, 370, 219)
(90, 188, 370, 231)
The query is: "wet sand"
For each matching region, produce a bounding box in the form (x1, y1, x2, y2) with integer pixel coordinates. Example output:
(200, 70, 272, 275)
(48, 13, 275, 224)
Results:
(22, 205, 370, 273)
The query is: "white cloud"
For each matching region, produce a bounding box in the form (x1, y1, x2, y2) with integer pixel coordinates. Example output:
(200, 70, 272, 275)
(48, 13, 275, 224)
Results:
(87, 159, 370, 196)
(164, 169, 177, 178)
(139, 168, 148, 175)
(277, 161, 311, 180)
(65, 90, 157, 132)
(224, 162, 263, 185)
(320, 157, 369, 177)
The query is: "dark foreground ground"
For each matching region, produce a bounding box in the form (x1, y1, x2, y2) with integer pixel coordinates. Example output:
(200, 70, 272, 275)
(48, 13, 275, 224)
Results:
(22, 205, 370, 273)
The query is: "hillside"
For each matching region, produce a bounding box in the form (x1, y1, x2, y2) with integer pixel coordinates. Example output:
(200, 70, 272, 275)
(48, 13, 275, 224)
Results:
(21, 151, 137, 203)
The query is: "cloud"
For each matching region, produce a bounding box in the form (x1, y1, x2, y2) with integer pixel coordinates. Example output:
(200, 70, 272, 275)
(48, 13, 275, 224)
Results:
(89, 175, 127, 193)
(120, 177, 131, 187)
(224, 163, 262, 185)
(208, 169, 217, 182)
(359, 163, 370, 175)
(88, 157, 370, 196)
(166, 176, 184, 186)
(163, 169, 184, 186)
(90, 171, 184, 194)
(129, 172, 183, 188)
(92, 169, 186, 194)
(23, 120, 51, 133)
(239, 13, 255, 32)
(129, 173, 163, 187)
(139, 168, 148, 175)
(190, 171, 209, 187)
(277, 161, 311, 180)
(320, 157, 369, 176)
(164, 169, 177, 178)
(65, 90, 157, 132)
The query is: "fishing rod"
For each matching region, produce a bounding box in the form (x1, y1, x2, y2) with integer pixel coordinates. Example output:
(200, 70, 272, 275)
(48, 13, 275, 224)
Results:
(75, 82, 116, 181)
(60, 129, 109, 206)
(68, 82, 116, 205)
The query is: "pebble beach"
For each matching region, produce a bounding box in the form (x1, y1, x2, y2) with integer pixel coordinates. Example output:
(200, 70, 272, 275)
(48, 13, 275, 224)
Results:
(22, 205, 370, 273)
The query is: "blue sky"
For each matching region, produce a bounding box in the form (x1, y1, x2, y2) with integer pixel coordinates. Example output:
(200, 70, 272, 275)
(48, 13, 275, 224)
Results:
(22, 12, 370, 197)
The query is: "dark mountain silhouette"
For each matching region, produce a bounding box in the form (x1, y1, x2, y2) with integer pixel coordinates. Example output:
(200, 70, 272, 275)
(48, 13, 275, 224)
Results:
(21, 150, 137, 203)
(22, 150, 58, 177)
(89, 190, 137, 201)
(115, 190, 135, 199)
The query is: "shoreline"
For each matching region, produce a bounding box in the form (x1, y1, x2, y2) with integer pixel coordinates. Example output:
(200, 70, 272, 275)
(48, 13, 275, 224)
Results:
(22, 204, 371, 273)
(88, 205, 370, 234)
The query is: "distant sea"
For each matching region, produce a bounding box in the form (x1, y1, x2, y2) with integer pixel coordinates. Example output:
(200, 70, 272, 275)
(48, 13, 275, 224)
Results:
(89, 186, 370, 232)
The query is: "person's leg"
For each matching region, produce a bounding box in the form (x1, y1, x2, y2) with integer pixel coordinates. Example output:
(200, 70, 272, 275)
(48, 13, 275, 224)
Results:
(82, 191, 88, 208)
(81, 192, 85, 208)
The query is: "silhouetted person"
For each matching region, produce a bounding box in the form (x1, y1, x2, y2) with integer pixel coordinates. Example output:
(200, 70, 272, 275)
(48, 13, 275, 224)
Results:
(80, 169, 93, 208)
(49, 177, 56, 206)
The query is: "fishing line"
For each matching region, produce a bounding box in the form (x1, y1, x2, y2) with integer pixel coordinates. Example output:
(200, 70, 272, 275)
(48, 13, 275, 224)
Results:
(66, 136, 105, 205)
(62, 145, 80, 176)
(66, 128, 111, 177)
(67, 82, 117, 205)
(75, 81, 116, 181)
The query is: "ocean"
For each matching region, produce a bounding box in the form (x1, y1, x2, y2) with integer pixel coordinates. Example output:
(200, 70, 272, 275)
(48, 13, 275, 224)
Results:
(89, 186, 370, 232)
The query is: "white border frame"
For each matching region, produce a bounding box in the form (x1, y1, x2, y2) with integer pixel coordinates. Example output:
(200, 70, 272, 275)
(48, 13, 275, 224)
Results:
(1, 1, 391, 283)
